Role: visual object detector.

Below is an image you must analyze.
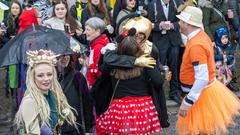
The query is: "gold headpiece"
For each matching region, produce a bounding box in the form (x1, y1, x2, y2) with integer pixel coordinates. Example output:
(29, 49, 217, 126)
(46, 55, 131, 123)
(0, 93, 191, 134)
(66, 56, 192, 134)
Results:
(122, 16, 154, 42)
(27, 49, 59, 67)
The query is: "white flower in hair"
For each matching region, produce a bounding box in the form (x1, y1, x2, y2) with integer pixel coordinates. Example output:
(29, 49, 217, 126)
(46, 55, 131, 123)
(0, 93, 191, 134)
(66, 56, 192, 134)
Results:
(27, 49, 59, 67)
(58, 108, 71, 126)
(62, 108, 70, 117)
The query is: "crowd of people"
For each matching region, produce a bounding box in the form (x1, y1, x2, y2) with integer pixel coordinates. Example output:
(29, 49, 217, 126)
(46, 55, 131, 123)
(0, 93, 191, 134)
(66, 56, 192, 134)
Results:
(0, 0, 240, 134)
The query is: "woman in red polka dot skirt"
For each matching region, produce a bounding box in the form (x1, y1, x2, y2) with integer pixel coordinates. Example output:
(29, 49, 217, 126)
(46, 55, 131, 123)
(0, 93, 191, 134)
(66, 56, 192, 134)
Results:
(96, 28, 163, 134)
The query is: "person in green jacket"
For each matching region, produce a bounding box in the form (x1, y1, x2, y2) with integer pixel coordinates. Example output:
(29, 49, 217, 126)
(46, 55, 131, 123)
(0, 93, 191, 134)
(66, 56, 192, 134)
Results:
(198, 0, 230, 41)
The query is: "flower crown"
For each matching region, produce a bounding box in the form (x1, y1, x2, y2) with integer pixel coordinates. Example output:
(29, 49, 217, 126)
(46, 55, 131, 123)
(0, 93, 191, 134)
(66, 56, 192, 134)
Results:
(27, 49, 59, 67)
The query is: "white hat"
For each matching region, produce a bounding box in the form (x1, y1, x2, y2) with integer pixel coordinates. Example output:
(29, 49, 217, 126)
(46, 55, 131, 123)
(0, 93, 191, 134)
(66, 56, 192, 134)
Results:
(176, 6, 203, 28)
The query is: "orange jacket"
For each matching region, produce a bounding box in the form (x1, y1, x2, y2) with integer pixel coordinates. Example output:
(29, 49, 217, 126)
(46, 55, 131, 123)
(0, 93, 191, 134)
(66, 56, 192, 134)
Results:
(180, 30, 216, 86)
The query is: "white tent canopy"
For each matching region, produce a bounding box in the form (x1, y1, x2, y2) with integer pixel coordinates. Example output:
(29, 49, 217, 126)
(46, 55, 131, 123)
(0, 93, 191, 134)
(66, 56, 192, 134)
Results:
(0, 2, 9, 10)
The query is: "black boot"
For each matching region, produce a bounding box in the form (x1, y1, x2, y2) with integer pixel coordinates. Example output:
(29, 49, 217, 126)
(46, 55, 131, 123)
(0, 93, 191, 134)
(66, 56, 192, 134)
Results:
(169, 92, 182, 105)
(227, 83, 239, 92)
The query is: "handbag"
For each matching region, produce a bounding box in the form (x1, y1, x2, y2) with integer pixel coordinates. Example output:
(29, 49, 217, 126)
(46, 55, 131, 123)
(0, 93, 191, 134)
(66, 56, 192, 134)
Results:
(91, 73, 120, 116)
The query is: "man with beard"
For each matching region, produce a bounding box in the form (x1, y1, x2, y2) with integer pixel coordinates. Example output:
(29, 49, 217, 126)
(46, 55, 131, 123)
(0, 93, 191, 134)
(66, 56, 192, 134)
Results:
(176, 6, 240, 135)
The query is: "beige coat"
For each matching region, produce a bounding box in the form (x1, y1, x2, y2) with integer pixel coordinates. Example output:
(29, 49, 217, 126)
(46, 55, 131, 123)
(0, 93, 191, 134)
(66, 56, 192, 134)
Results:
(19, 95, 41, 134)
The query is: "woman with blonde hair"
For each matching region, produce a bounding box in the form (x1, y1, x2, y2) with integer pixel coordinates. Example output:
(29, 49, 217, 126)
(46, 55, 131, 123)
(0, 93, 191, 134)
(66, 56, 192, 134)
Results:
(15, 50, 77, 134)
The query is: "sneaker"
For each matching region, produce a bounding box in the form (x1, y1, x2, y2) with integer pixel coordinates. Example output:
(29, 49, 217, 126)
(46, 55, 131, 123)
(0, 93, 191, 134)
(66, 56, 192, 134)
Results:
(169, 93, 182, 105)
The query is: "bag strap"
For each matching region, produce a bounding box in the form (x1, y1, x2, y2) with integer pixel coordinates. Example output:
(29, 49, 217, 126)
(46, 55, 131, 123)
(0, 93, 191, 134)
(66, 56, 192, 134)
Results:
(122, 9, 129, 14)
(109, 79, 120, 105)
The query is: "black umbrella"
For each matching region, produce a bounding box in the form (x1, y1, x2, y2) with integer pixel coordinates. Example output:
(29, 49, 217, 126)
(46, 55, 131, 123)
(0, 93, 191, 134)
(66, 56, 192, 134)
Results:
(0, 25, 84, 67)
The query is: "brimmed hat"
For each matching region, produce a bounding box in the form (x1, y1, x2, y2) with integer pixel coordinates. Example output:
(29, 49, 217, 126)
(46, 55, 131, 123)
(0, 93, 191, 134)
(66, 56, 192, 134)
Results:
(176, 6, 203, 28)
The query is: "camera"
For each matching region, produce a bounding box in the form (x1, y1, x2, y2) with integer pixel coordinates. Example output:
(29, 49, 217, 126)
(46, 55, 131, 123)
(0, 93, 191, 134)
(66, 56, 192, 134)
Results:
(64, 24, 70, 34)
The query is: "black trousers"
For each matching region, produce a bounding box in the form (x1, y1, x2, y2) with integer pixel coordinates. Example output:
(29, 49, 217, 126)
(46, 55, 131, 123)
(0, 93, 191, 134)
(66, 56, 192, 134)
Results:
(158, 46, 180, 97)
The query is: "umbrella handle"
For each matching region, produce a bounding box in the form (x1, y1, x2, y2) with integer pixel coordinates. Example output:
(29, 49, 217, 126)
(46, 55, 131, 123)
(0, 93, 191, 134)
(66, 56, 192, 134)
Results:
(44, 43, 48, 50)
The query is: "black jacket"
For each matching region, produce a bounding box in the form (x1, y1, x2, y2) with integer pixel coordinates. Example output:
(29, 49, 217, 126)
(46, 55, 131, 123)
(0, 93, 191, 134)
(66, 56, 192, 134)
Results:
(2, 16, 19, 45)
(148, 0, 182, 49)
(59, 68, 94, 134)
(112, 0, 143, 28)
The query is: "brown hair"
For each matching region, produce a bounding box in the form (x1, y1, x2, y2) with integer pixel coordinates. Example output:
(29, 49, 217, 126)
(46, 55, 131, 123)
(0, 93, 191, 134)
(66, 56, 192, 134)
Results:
(52, 0, 81, 33)
(87, 0, 111, 25)
(7, 0, 22, 29)
(112, 36, 144, 80)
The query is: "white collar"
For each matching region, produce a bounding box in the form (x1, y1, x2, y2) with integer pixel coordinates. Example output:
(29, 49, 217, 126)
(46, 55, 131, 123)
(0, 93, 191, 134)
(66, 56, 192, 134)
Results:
(187, 28, 201, 40)
(161, 0, 169, 7)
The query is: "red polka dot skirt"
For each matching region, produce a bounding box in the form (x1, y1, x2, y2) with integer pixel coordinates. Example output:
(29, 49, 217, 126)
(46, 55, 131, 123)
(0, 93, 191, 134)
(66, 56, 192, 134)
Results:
(96, 96, 162, 134)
